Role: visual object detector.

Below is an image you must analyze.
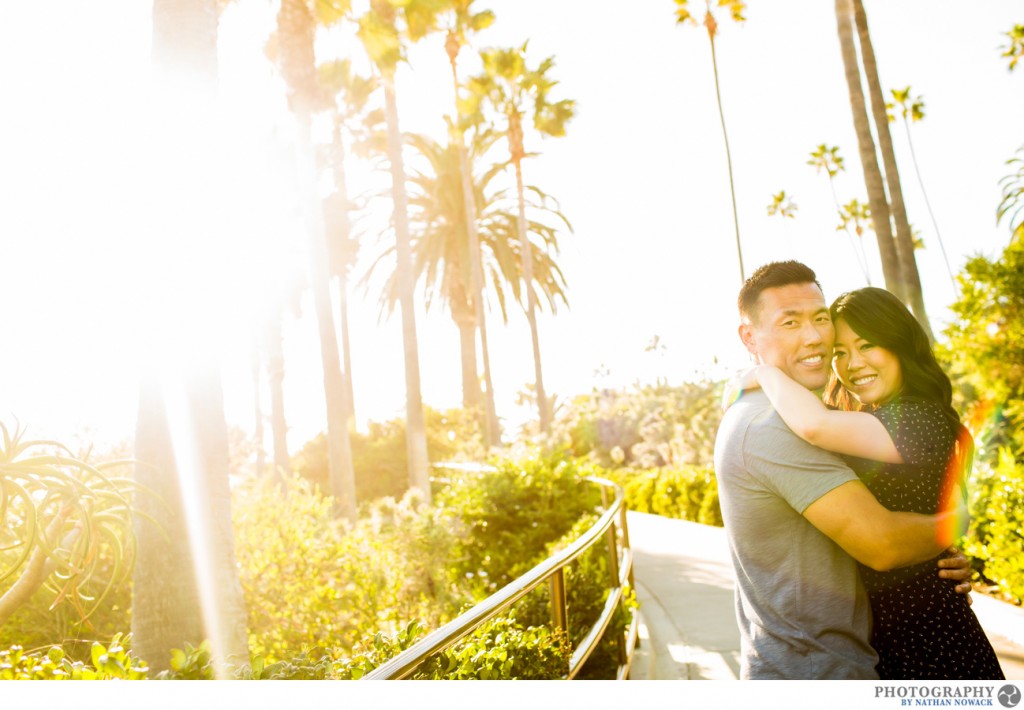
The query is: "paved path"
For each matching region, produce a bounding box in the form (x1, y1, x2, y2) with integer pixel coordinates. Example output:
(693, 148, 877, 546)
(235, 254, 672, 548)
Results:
(626, 511, 1024, 680)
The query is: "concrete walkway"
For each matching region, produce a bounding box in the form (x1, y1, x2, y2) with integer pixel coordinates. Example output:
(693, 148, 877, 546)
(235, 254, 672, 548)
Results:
(626, 511, 1024, 680)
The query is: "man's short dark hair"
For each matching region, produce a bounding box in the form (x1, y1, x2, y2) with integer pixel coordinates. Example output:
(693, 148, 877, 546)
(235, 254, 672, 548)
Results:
(738, 261, 822, 323)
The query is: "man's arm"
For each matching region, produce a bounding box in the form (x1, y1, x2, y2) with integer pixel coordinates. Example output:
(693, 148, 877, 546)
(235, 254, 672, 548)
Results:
(803, 480, 968, 572)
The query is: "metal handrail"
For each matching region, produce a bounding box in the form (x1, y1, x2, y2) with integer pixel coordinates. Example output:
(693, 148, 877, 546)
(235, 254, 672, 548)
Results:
(363, 473, 638, 680)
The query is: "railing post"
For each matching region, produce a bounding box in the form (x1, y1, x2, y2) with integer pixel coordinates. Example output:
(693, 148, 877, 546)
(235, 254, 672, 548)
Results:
(619, 506, 635, 589)
(605, 523, 620, 585)
(606, 522, 627, 666)
(550, 568, 568, 636)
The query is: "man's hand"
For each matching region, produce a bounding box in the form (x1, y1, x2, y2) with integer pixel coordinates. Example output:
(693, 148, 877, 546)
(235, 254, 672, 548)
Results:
(938, 546, 973, 605)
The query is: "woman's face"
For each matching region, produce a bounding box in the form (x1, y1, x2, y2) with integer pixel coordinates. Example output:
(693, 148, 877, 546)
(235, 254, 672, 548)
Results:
(832, 319, 904, 406)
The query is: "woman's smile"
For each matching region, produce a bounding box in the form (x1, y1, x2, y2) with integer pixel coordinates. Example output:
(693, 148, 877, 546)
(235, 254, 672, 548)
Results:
(832, 319, 904, 406)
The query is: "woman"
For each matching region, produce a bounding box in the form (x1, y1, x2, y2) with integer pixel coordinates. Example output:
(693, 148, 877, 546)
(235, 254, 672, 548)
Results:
(738, 287, 1003, 680)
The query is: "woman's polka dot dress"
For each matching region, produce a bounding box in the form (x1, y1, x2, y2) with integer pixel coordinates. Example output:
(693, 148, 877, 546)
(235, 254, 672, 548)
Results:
(846, 396, 1004, 680)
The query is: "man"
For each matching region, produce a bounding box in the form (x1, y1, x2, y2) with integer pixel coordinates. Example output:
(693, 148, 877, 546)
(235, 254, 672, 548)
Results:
(714, 260, 970, 679)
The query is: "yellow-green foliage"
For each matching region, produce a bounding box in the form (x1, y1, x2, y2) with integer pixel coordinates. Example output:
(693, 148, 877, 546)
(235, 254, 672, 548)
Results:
(233, 475, 468, 663)
(610, 466, 722, 527)
(437, 456, 602, 596)
(417, 614, 571, 680)
(292, 407, 485, 503)
(0, 425, 135, 653)
(232, 454, 625, 677)
(0, 634, 148, 680)
(519, 512, 638, 679)
(940, 237, 1024, 463)
(232, 474, 374, 661)
(963, 451, 1024, 603)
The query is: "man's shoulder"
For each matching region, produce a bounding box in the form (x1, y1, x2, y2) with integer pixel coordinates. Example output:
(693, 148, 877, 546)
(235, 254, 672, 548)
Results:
(721, 391, 806, 444)
(718, 391, 853, 479)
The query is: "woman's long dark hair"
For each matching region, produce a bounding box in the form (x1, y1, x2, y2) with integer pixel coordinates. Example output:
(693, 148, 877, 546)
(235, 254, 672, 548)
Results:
(824, 287, 973, 496)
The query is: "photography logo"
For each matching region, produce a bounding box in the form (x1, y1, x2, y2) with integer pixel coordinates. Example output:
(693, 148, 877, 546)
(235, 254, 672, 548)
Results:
(999, 685, 1021, 709)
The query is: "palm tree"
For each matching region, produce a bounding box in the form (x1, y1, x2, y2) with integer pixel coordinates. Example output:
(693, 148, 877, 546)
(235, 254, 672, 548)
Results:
(851, 0, 932, 340)
(673, 0, 746, 283)
(834, 0, 904, 302)
(464, 44, 575, 435)
(807, 144, 870, 282)
(766, 191, 797, 220)
(132, 0, 249, 676)
(356, 0, 444, 500)
(1002, 24, 1024, 72)
(250, 325, 266, 478)
(837, 198, 873, 266)
(262, 292, 299, 481)
(888, 87, 957, 294)
(275, 0, 357, 520)
(368, 131, 570, 419)
(260, 261, 303, 481)
(443, 0, 499, 446)
(319, 58, 386, 433)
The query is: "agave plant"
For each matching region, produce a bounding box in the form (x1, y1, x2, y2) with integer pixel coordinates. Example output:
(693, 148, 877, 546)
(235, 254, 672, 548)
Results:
(0, 423, 139, 628)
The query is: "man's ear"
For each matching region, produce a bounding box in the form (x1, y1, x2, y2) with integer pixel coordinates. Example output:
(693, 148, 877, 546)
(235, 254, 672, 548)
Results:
(739, 322, 758, 357)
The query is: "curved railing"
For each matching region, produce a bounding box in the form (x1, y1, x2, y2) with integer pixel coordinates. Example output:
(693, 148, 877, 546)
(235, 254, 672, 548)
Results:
(363, 468, 639, 680)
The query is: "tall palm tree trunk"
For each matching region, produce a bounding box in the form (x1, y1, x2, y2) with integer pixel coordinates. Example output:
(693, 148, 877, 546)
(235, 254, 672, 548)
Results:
(454, 305, 481, 411)
(383, 75, 432, 500)
(295, 116, 358, 520)
(338, 271, 357, 430)
(329, 119, 357, 431)
(704, 13, 744, 283)
(835, 0, 904, 301)
(264, 311, 290, 480)
(447, 33, 499, 446)
(251, 325, 266, 478)
(853, 0, 933, 340)
(509, 110, 550, 434)
(277, 0, 358, 519)
(134, 0, 248, 675)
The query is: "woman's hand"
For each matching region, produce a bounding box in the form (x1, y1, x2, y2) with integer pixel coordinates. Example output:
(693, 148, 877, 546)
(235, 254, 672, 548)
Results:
(736, 366, 763, 392)
(722, 366, 763, 411)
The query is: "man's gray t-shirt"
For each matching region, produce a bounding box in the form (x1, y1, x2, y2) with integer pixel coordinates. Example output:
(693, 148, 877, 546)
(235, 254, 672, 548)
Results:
(714, 390, 878, 679)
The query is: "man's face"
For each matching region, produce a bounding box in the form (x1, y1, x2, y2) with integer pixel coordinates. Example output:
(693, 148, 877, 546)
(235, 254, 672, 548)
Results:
(739, 282, 835, 391)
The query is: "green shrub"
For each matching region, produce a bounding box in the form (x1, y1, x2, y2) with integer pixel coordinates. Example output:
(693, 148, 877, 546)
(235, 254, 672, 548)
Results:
(233, 474, 471, 663)
(292, 407, 485, 503)
(0, 634, 148, 680)
(437, 455, 602, 595)
(615, 466, 722, 527)
(233, 475, 359, 662)
(940, 237, 1024, 463)
(417, 614, 570, 680)
(963, 450, 1024, 603)
(157, 641, 217, 680)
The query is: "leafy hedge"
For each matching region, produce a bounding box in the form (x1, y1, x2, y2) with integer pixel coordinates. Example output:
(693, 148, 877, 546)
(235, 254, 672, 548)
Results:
(229, 453, 624, 678)
(602, 465, 722, 527)
(0, 634, 147, 680)
(291, 407, 485, 503)
(963, 450, 1024, 603)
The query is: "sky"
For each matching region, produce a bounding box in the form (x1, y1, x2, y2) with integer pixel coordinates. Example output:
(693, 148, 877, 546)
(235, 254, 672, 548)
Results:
(0, 0, 1021, 454)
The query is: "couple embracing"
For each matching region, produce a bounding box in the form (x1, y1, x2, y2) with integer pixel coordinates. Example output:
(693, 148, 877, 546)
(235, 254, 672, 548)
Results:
(715, 260, 1004, 680)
